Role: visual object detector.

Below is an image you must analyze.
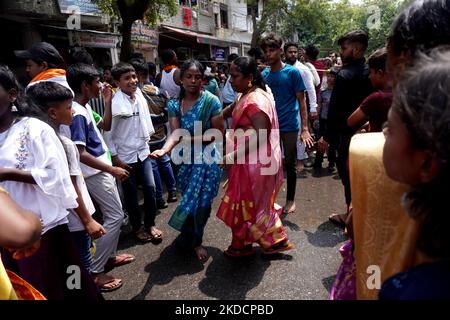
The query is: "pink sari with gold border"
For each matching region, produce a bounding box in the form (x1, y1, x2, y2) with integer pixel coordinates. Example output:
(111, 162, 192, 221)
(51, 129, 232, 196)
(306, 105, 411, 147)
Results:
(217, 88, 287, 249)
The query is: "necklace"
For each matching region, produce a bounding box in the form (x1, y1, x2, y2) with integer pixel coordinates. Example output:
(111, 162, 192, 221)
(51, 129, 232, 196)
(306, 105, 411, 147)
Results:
(180, 93, 202, 116)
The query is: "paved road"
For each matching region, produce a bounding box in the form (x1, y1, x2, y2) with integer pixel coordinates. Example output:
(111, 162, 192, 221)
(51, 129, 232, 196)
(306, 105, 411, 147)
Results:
(104, 164, 347, 300)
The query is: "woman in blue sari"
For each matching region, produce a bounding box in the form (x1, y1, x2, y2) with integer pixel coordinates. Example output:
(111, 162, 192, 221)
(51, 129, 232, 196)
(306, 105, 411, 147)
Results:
(150, 60, 224, 260)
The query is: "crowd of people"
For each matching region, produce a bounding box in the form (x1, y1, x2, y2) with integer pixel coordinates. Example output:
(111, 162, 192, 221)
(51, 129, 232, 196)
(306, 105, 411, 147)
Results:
(1, 0, 450, 300)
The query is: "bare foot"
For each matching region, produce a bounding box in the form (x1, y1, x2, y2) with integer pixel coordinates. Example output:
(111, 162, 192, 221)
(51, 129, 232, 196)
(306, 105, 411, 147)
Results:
(194, 245, 208, 261)
(283, 201, 296, 215)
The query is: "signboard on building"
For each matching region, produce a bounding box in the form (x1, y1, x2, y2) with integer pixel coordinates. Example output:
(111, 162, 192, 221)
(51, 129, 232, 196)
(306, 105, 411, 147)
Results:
(69, 31, 120, 49)
(131, 21, 159, 46)
(57, 0, 102, 15)
(213, 47, 225, 61)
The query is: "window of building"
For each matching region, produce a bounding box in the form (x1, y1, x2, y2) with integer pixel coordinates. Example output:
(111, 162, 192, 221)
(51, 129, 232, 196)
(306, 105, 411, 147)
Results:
(220, 4, 228, 29)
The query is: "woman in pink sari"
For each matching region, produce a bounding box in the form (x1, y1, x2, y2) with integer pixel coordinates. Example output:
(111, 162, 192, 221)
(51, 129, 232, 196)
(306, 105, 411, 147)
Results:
(217, 57, 294, 257)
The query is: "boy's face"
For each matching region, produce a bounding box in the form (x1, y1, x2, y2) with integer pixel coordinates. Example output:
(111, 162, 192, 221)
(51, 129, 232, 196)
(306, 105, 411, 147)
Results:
(117, 71, 138, 95)
(85, 76, 101, 99)
(49, 99, 74, 126)
(26, 59, 47, 79)
(285, 46, 298, 64)
(103, 70, 112, 84)
(339, 41, 359, 64)
(263, 46, 283, 66)
(369, 68, 384, 89)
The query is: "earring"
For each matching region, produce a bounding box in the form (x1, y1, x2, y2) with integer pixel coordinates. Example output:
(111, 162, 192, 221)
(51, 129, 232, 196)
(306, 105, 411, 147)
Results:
(10, 103, 18, 112)
(248, 82, 253, 88)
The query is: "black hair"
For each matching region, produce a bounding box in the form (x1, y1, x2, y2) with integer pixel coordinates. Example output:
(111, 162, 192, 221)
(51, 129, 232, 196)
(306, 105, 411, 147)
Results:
(337, 30, 368, 51)
(130, 59, 149, 76)
(247, 47, 264, 59)
(388, 0, 450, 60)
(103, 65, 112, 72)
(111, 62, 135, 81)
(130, 52, 145, 61)
(69, 48, 94, 65)
(305, 44, 320, 60)
(227, 53, 239, 63)
(147, 62, 157, 74)
(392, 48, 450, 259)
(178, 59, 204, 101)
(232, 56, 267, 92)
(0, 65, 47, 120)
(260, 33, 283, 51)
(26, 82, 73, 111)
(196, 54, 209, 70)
(0, 65, 27, 116)
(161, 49, 176, 65)
(67, 63, 100, 94)
(283, 42, 298, 53)
(367, 47, 388, 71)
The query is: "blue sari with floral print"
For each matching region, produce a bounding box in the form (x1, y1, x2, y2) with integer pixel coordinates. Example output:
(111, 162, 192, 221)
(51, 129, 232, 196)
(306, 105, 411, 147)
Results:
(167, 90, 223, 248)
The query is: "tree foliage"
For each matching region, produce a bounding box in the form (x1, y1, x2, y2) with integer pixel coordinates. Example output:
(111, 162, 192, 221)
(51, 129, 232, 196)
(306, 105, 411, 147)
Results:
(249, 0, 411, 56)
(94, 0, 177, 61)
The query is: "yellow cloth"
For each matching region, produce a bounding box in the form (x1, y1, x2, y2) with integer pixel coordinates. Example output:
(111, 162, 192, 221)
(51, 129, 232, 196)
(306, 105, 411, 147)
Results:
(349, 133, 425, 299)
(0, 255, 18, 300)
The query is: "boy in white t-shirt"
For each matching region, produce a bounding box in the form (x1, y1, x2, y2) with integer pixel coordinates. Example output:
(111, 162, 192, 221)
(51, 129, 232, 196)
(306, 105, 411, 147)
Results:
(66, 63, 135, 292)
(104, 62, 162, 243)
(27, 81, 106, 273)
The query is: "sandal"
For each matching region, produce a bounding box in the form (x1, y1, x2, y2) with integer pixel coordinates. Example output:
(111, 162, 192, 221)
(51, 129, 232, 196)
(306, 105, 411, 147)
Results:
(148, 226, 163, 241)
(134, 229, 153, 243)
(105, 253, 136, 271)
(262, 241, 295, 255)
(224, 245, 256, 258)
(328, 213, 348, 228)
(92, 273, 123, 292)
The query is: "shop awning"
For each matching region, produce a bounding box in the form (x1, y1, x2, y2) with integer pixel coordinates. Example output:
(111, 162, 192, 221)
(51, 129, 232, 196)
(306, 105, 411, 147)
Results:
(161, 25, 241, 48)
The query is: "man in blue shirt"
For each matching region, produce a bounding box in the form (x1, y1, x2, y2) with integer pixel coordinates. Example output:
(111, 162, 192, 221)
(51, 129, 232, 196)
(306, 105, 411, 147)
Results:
(261, 33, 314, 215)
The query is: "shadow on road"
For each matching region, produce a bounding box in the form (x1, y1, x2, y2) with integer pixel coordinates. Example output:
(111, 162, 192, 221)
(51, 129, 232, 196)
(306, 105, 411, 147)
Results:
(280, 216, 301, 231)
(304, 221, 346, 248)
(199, 247, 274, 299)
(321, 275, 336, 294)
(131, 240, 206, 300)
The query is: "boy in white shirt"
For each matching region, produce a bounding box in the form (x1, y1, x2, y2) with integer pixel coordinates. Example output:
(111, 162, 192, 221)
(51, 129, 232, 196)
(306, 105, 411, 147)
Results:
(66, 63, 134, 292)
(104, 62, 162, 243)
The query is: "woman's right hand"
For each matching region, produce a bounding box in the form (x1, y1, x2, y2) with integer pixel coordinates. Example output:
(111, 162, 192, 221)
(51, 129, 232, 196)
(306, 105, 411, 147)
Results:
(150, 149, 167, 159)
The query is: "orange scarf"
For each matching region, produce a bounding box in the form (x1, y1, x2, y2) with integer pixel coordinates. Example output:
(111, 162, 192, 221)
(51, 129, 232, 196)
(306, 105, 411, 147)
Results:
(30, 69, 67, 83)
(163, 65, 177, 72)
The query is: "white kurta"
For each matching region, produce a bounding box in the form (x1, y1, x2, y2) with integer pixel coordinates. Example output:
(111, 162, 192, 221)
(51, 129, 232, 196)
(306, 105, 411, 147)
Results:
(0, 117, 78, 234)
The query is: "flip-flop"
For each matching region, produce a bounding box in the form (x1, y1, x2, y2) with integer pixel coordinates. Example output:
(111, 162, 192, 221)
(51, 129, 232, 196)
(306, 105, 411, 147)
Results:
(92, 274, 123, 292)
(262, 241, 295, 255)
(282, 207, 296, 215)
(148, 227, 163, 242)
(224, 246, 256, 258)
(328, 213, 347, 228)
(105, 253, 136, 271)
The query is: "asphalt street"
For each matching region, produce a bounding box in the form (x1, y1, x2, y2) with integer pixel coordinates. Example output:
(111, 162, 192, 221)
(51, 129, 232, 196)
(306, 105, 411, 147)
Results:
(104, 163, 347, 300)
